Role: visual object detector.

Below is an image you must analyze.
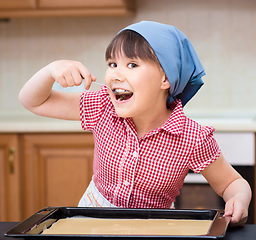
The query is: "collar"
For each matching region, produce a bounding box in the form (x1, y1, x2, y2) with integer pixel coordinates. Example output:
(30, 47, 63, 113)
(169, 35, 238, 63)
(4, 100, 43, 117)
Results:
(161, 99, 186, 135)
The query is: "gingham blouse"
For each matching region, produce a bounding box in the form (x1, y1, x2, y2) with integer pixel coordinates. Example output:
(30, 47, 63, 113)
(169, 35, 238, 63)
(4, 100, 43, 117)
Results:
(80, 88, 221, 209)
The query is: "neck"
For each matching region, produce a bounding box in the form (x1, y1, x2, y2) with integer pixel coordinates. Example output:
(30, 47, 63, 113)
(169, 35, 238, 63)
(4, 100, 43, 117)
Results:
(133, 107, 172, 139)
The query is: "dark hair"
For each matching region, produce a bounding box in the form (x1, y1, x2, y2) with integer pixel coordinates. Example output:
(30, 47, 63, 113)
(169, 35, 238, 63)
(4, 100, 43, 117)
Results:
(105, 30, 161, 67)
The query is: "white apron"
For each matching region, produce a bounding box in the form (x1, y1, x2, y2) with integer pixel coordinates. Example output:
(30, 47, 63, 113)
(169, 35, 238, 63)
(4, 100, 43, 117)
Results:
(78, 180, 117, 207)
(78, 179, 174, 209)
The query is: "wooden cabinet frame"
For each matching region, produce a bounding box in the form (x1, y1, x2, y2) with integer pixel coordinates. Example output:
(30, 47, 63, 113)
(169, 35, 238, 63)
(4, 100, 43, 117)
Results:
(0, 134, 21, 221)
(0, 0, 136, 18)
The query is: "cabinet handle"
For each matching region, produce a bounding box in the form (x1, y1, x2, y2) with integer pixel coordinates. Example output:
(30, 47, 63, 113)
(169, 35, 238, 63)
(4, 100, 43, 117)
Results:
(9, 147, 15, 174)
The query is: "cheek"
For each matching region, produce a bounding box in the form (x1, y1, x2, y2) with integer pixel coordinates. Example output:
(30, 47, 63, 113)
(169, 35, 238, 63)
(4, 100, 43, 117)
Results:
(104, 73, 110, 85)
(134, 86, 154, 102)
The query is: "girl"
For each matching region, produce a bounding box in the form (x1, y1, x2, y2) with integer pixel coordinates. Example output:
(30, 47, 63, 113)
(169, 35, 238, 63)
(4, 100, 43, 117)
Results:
(19, 21, 251, 227)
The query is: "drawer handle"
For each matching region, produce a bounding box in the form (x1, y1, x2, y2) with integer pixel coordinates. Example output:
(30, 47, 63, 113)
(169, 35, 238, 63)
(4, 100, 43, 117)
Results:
(9, 147, 15, 174)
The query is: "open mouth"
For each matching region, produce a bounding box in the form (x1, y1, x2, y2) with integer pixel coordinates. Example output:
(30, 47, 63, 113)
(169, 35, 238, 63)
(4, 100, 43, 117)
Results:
(113, 89, 133, 101)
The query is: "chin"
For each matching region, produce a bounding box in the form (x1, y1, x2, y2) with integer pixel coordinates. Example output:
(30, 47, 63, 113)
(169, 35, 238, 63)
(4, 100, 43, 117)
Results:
(114, 107, 133, 118)
(115, 111, 132, 118)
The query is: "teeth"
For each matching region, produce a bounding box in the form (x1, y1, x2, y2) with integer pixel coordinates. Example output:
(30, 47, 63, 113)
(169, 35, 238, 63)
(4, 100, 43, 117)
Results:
(114, 89, 126, 93)
(113, 89, 129, 93)
(113, 88, 132, 95)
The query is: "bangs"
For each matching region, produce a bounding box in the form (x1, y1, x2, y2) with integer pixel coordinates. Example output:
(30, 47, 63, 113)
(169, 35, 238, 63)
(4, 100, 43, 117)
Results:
(105, 30, 160, 65)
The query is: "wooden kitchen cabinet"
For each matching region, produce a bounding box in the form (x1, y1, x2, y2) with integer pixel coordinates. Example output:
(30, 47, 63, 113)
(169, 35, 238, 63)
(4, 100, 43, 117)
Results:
(0, 0, 135, 18)
(0, 132, 94, 221)
(21, 133, 94, 219)
(0, 0, 36, 9)
(0, 134, 21, 222)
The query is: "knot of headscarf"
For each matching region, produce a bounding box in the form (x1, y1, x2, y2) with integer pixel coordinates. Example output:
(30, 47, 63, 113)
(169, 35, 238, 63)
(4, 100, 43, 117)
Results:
(121, 21, 205, 107)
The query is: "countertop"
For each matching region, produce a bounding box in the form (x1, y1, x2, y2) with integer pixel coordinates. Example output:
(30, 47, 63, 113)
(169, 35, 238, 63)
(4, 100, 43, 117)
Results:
(1, 111, 256, 133)
(1, 118, 256, 133)
(0, 112, 83, 133)
(0, 118, 83, 133)
(1, 222, 256, 240)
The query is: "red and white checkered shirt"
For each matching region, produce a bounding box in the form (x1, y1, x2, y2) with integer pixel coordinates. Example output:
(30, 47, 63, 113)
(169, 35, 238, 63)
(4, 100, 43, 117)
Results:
(80, 88, 221, 209)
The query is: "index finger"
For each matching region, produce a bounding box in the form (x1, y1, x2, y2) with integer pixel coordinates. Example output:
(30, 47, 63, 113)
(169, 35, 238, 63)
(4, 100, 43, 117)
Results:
(78, 67, 97, 90)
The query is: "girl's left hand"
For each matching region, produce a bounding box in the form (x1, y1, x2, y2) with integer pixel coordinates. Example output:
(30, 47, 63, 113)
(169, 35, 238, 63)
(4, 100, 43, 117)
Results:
(224, 197, 248, 227)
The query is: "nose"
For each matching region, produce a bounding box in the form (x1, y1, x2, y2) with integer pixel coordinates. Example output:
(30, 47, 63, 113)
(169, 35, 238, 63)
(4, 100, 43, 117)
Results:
(111, 66, 125, 82)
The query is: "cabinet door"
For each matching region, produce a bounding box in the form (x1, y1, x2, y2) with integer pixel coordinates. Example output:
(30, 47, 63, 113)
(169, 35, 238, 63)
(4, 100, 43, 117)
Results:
(0, 134, 21, 221)
(22, 133, 94, 219)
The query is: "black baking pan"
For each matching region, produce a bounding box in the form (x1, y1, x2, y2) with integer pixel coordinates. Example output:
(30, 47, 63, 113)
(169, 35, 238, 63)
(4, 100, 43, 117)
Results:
(5, 207, 230, 240)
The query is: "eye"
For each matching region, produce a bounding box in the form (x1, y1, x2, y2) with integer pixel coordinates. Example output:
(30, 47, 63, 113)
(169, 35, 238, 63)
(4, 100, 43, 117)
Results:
(108, 62, 117, 68)
(127, 63, 138, 69)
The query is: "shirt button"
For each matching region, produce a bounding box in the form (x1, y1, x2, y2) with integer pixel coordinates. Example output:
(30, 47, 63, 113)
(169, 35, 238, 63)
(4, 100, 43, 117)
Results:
(133, 151, 138, 157)
(123, 180, 130, 186)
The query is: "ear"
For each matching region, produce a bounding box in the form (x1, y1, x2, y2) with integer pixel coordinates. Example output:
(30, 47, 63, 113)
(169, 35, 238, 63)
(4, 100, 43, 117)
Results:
(161, 75, 170, 90)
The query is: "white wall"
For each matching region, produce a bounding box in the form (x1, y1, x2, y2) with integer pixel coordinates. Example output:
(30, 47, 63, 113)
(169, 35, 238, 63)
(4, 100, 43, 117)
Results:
(1, 0, 256, 120)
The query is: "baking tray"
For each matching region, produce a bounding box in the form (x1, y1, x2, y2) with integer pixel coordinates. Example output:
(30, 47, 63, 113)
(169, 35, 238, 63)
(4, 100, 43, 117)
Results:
(5, 207, 230, 239)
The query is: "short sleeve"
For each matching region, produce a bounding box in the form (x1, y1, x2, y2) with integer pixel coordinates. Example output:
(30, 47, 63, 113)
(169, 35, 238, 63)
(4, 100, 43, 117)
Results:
(189, 126, 221, 173)
(80, 88, 109, 131)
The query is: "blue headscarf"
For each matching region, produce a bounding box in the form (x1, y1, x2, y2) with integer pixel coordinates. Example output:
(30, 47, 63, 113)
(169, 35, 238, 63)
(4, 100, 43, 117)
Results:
(121, 21, 205, 107)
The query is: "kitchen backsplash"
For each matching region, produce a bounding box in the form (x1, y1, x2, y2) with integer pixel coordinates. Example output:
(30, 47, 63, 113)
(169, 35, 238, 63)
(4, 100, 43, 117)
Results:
(0, 0, 256, 120)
